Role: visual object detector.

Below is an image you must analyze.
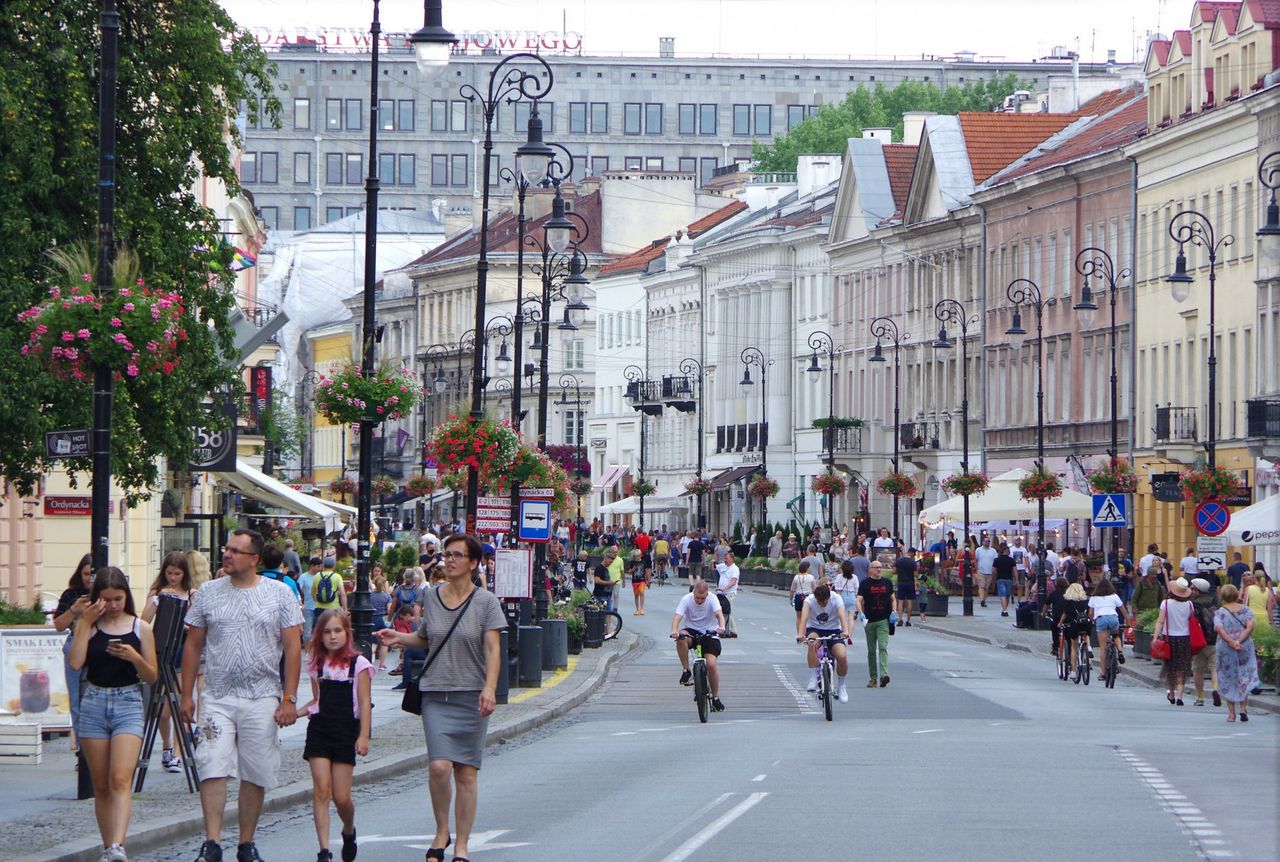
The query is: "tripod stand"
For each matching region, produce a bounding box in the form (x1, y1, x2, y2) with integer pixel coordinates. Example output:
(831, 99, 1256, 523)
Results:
(134, 593, 199, 792)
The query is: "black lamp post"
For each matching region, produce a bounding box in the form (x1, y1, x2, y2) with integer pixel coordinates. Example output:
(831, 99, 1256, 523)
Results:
(805, 330, 842, 531)
(670, 358, 706, 529)
(1004, 278, 1053, 610)
(1165, 212, 1233, 469)
(739, 347, 773, 527)
(624, 365, 663, 531)
(1073, 247, 1130, 568)
(556, 372, 586, 539)
(931, 299, 976, 616)
(867, 317, 906, 542)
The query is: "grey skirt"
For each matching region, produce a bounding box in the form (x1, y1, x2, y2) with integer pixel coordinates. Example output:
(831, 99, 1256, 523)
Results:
(421, 690, 489, 769)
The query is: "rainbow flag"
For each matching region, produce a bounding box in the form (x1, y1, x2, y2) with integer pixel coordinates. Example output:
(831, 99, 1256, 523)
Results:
(229, 248, 257, 271)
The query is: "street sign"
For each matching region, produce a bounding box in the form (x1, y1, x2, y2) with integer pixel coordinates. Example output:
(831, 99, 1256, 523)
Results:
(424, 457, 438, 479)
(518, 499, 552, 542)
(1091, 493, 1127, 528)
(190, 400, 238, 471)
(1194, 501, 1230, 537)
(1196, 536, 1227, 573)
(477, 496, 510, 508)
(474, 518, 509, 533)
(44, 495, 92, 516)
(494, 548, 533, 599)
(519, 487, 554, 498)
(45, 429, 90, 459)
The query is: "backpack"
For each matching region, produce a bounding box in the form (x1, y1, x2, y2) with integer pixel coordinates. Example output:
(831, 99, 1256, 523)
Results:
(1063, 558, 1083, 583)
(315, 572, 338, 605)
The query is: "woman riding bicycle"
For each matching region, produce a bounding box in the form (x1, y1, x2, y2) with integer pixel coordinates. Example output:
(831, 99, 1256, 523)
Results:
(1056, 579, 1090, 671)
(1087, 577, 1127, 671)
(797, 582, 851, 703)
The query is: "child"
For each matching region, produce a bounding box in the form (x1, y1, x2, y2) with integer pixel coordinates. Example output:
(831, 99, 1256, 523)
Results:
(301, 610, 374, 862)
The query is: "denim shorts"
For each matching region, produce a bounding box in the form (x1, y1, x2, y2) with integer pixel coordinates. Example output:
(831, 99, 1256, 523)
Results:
(996, 579, 1013, 599)
(78, 682, 145, 739)
(1094, 614, 1121, 633)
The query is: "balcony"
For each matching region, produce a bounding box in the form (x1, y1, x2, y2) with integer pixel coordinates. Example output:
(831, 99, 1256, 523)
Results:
(1154, 404, 1199, 465)
(900, 422, 940, 451)
(1246, 397, 1280, 460)
(822, 425, 862, 455)
(715, 422, 768, 455)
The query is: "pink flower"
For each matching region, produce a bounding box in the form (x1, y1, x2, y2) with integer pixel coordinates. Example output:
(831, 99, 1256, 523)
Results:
(20, 345, 29, 356)
(77, 329, 91, 339)
(110, 318, 122, 328)
(126, 363, 139, 377)
(119, 288, 131, 297)
(122, 302, 135, 312)
(135, 278, 144, 286)
(376, 406, 385, 415)
(49, 286, 61, 297)
(146, 340, 159, 353)
(81, 273, 92, 282)
(61, 331, 75, 342)
(113, 333, 129, 345)
(35, 324, 47, 335)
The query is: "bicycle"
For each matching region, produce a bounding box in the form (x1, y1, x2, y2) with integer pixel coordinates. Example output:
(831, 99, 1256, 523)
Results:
(1072, 628, 1092, 685)
(802, 632, 849, 721)
(575, 597, 623, 642)
(1056, 626, 1071, 681)
(673, 631, 720, 723)
(1102, 624, 1124, 689)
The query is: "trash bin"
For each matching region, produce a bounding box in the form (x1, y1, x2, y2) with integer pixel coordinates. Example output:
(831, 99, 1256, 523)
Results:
(539, 618, 569, 671)
(583, 605, 605, 648)
(517, 625, 543, 687)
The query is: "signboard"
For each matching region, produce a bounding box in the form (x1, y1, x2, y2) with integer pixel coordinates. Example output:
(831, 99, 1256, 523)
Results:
(1194, 501, 1230, 537)
(493, 548, 533, 599)
(247, 366, 272, 434)
(518, 499, 552, 542)
(1091, 493, 1127, 528)
(519, 487, 555, 498)
(424, 457, 439, 480)
(43, 495, 92, 517)
(189, 400, 238, 472)
(44, 429, 90, 459)
(476, 495, 512, 522)
(0, 628, 72, 731)
(1223, 486, 1252, 507)
(1150, 473, 1184, 504)
(475, 518, 509, 533)
(1195, 536, 1228, 573)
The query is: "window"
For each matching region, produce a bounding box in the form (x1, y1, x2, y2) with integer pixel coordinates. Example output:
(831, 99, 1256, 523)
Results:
(624, 102, 641, 135)
(591, 155, 609, 177)
(679, 103, 696, 135)
(293, 206, 311, 231)
(344, 99, 362, 130)
(325, 153, 343, 184)
(699, 157, 718, 187)
(699, 103, 717, 135)
(787, 105, 806, 130)
(679, 157, 697, 174)
(293, 152, 310, 184)
(570, 102, 587, 133)
(326, 99, 342, 130)
(753, 104, 771, 135)
(590, 102, 608, 133)
(431, 154, 448, 185)
(645, 156, 664, 170)
(239, 152, 258, 183)
(625, 155, 642, 170)
(513, 102, 531, 135)
(488, 154, 500, 185)
(451, 100, 467, 131)
(293, 98, 310, 130)
(431, 100, 448, 131)
(345, 153, 362, 184)
(733, 104, 750, 135)
(397, 99, 415, 131)
(563, 338, 585, 369)
(326, 206, 344, 223)
(450, 154, 467, 187)
(378, 99, 394, 131)
(242, 100, 261, 129)
(379, 153, 396, 183)
(259, 206, 277, 230)
(398, 154, 415, 186)
(562, 409, 584, 445)
(259, 152, 278, 184)
(645, 103, 662, 134)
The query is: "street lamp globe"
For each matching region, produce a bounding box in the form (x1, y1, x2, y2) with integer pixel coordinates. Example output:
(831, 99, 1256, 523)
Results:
(495, 339, 511, 373)
(544, 189, 574, 253)
(805, 351, 822, 376)
(739, 367, 754, 395)
(868, 339, 886, 363)
(1005, 310, 1027, 354)
(514, 102, 555, 186)
(432, 366, 449, 394)
(1166, 249, 1194, 302)
(409, 0, 456, 76)
(931, 325, 953, 351)
(556, 305, 578, 331)
(1073, 281, 1098, 328)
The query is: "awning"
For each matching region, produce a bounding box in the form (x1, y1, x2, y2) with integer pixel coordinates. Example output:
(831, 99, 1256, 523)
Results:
(1223, 493, 1280, 545)
(598, 496, 690, 515)
(592, 464, 629, 493)
(710, 464, 761, 490)
(918, 468, 1094, 527)
(213, 458, 349, 533)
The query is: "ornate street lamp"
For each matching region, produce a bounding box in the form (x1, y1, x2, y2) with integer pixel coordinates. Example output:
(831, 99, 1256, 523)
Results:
(739, 347, 773, 527)
(867, 317, 906, 542)
(668, 358, 707, 529)
(624, 365, 664, 531)
(805, 330, 842, 531)
(931, 299, 977, 615)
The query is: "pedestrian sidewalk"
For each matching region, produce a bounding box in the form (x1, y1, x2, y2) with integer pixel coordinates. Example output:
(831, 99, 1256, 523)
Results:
(4, 630, 642, 862)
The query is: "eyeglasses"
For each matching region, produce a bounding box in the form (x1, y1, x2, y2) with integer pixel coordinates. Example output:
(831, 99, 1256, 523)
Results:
(440, 551, 471, 561)
(222, 546, 257, 557)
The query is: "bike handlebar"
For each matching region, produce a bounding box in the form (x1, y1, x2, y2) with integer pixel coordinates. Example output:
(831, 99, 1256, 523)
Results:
(798, 633, 851, 644)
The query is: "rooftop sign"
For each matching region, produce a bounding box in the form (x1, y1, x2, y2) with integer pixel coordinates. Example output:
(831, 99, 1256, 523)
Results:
(252, 27, 583, 54)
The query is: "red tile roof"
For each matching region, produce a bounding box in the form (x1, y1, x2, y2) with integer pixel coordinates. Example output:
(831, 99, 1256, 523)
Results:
(882, 144, 918, 214)
(1173, 29, 1194, 53)
(1074, 89, 1133, 116)
(597, 199, 747, 276)
(1149, 39, 1172, 66)
(957, 113, 1078, 183)
(1246, 0, 1280, 27)
(991, 93, 1148, 184)
(686, 199, 748, 237)
(1194, 1, 1239, 24)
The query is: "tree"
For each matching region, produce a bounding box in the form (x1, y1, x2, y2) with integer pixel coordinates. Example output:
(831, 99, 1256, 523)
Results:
(751, 74, 1028, 172)
(0, 1, 279, 499)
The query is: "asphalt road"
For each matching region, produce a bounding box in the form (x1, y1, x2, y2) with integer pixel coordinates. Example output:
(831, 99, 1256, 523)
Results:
(136, 584, 1277, 862)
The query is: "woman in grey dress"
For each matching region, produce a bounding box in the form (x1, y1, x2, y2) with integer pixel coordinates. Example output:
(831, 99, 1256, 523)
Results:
(1213, 584, 1259, 722)
(376, 534, 506, 862)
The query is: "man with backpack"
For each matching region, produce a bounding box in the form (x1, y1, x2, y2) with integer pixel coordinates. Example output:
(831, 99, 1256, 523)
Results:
(310, 556, 346, 626)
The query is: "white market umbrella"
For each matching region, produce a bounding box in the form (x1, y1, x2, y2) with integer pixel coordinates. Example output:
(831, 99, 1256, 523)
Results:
(1223, 494, 1280, 546)
(918, 467, 1094, 527)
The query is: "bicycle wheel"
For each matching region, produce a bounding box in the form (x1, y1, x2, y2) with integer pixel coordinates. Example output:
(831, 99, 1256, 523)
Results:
(602, 611, 623, 641)
(1057, 634, 1070, 681)
(693, 661, 709, 723)
(1105, 644, 1117, 688)
(821, 661, 834, 722)
(1080, 639, 1091, 686)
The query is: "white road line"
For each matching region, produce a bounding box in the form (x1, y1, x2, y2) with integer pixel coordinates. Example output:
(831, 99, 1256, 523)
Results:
(658, 793, 768, 862)
(912, 728, 944, 734)
(612, 731, 638, 736)
(1115, 747, 1234, 860)
(751, 774, 766, 782)
(772, 664, 817, 714)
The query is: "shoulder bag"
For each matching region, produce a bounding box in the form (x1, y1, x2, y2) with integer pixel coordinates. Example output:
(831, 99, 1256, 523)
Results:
(1150, 602, 1172, 661)
(1187, 604, 1207, 655)
(401, 589, 476, 715)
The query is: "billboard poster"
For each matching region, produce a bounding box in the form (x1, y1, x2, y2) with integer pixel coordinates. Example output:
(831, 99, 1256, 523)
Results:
(0, 628, 72, 731)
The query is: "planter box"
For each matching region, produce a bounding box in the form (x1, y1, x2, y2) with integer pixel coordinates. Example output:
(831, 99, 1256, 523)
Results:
(567, 635, 583, 655)
(1133, 630, 1152, 659)
(924, 592, 949, 617)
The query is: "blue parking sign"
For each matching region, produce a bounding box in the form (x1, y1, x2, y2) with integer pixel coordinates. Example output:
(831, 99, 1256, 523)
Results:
(1092, 493, 1127, 528)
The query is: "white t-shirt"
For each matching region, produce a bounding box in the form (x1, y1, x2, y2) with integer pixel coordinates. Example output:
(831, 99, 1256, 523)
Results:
(1159, 598, 1193, 636)
(791, 572, 817, 596)
(803, 594, 846, 631)
(873, 536, 895, 550)
(1088, 594, 1125, 619)
(975, 546, 998, 575)
(1138, 553, 1159, 576)
(1179, 556, 1199, 576)
(833, 571, 859, 598)
(1010, 545, 1027, 572)
(675, 593, 721, 633)
(716, 563, 740, 597)
(1044, 551, 1060, 575)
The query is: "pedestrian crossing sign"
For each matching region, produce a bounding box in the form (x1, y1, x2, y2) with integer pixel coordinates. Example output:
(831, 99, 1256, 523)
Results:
(1092, 493, 1127, 528)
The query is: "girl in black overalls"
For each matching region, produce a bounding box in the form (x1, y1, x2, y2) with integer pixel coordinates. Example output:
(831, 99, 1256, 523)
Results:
(302, 610, 374, 862)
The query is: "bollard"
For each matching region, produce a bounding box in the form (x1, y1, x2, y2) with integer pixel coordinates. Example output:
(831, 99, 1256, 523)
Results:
(517, 625, 543, 687)
(582, 605, 605, 648)
(538, 618, 569, 671)
(496, 627, 510, 705)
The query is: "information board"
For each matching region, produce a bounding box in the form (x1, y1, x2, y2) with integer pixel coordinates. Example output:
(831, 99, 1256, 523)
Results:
(493, 548, 533, 600)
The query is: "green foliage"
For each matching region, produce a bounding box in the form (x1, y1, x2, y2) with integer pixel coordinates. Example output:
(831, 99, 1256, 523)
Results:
(811, 417, 864, 429)
(0, 598, 48, 625)
(260, 390, 307, 465)
(731, 522, 743, 543)
(1137, 608, 1160, 633)
(0, 1, 280, 499)
(751, 75, 1028, 172)
(783, 559, 800, 574)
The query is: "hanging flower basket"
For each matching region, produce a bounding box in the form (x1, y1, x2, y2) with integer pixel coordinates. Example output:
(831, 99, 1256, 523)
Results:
(632, 479, 657, 498)
(811, 471, 848, 497)
(426, 415, 519, 484)
(942, 471, 990, 497)
(684, 476, 713, 496)
(371, 475, 397, 497)
(876, 471, 917, 498)
(438, 470, 467, 493)
(1087, 460, 1138, 494)
(18, 246, 186, 383)
(491, 445, 573, 514)
(1179, 466, 1242, 504)
(405, 474, 438, 498)
(316, 364, 419, 425)
(328, 476, 356, 498)
(1019, 468, 1064, 502)
(569, 477, 593, 496)
(748, 475, 780, 499)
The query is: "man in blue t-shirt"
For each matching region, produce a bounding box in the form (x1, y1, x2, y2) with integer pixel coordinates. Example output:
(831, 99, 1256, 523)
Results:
(1226, 553, 1250, 590)
(260, 544, 302, 604)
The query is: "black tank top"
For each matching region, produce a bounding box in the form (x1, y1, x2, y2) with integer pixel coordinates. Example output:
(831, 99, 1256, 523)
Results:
(86, 619, 142, 688)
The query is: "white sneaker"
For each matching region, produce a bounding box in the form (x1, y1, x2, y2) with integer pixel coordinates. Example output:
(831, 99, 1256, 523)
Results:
(165, 755, 183, 774)
(805, 676, 819, 692)
(837, 685, 849, 703)
(106, 844, 128, 862)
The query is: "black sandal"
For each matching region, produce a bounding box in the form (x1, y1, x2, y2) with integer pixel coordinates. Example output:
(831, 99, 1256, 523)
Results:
(425, 836, 452, 862)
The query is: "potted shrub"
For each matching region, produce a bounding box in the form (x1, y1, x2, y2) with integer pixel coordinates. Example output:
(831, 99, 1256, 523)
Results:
(1134, 608, 1159, 659)
(564, 612, 585, 654)
(923, 576, 950, 617)
(1254, 625, 1279, 687)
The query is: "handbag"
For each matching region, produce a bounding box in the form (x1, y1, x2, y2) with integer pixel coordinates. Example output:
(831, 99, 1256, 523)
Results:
(1188, 605, 1207, 655)
(401, 589, 476, 715)
(1150, 602, 1172, 661)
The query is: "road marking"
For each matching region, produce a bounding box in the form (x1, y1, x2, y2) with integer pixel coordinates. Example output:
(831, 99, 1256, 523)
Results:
(1116, 747, 1234, 860)
(751, 774, 766, 782)
(772, 664, 817, 714)
(508, 656, 578, 704)
(612, 731, 638, 736)
(927, 650, 961, 656)
(365, 830, 531, 852)
(912, 729, 944, 734)
(658, 793, 768, 862)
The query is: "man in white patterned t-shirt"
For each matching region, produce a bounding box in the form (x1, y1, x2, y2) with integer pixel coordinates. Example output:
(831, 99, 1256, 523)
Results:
(670, 580, 726, 711)
(181, 528, 303, 862)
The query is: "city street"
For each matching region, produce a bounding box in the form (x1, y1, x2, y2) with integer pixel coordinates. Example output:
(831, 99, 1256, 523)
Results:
(133, 586, 1276, 862)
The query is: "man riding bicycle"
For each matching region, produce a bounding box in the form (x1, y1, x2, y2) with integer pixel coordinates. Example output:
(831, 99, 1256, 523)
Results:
(670, 580, 726, 712)
(798, 582, 852, 702)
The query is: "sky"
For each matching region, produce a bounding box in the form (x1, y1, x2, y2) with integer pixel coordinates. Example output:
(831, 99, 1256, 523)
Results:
(218, 0, 1173, 65)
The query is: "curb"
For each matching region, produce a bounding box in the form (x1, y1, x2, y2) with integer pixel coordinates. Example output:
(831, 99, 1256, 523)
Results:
(16, 632, 645, 862)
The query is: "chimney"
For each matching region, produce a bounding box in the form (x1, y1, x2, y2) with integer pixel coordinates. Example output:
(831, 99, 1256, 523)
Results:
(797, 153, 842, 197)
(1106, 48, 1117, 64)
(659, 37, 675, 58)
(902, 111, 934, 145)
(862, 127, 892, 143)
